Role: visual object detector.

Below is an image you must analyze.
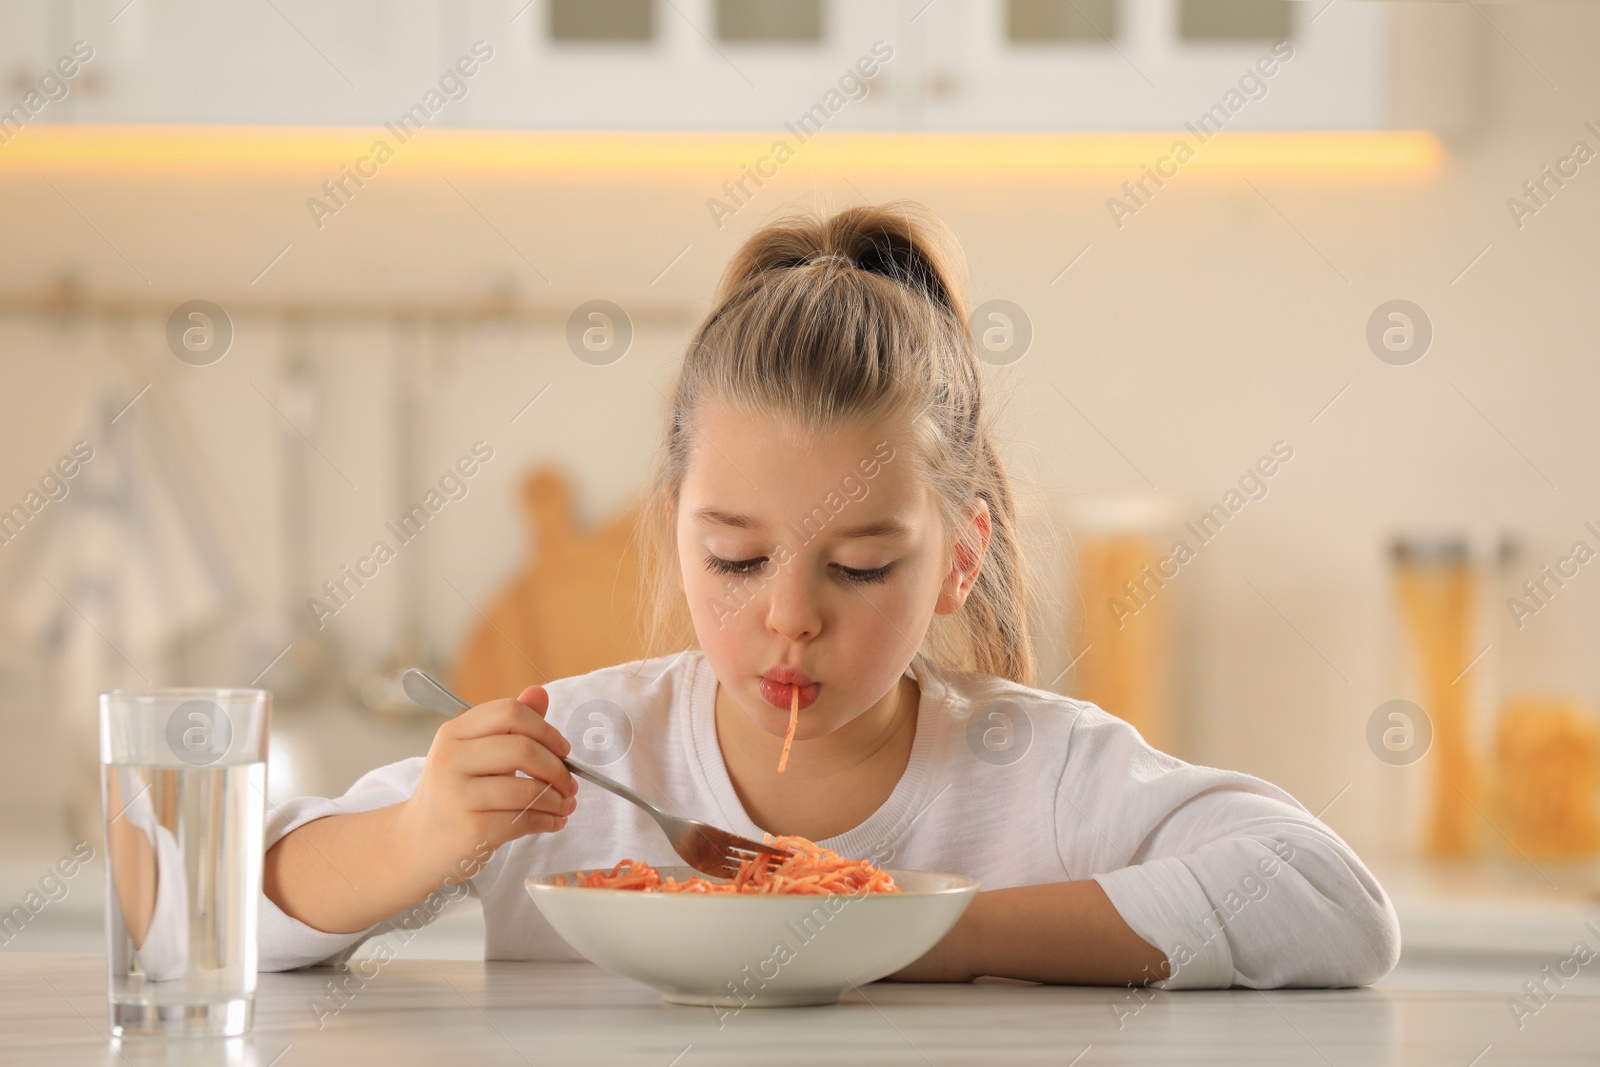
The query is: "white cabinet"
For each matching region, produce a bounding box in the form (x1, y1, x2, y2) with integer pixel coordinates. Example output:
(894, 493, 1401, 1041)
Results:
(0, 0, 1403, 131)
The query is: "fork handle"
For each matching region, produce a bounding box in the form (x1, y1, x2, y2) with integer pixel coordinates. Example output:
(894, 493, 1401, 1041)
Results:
(563, 757, 666, 820)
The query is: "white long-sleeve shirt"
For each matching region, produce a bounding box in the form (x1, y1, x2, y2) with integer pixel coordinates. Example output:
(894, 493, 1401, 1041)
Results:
(258, 649, 1401, 989)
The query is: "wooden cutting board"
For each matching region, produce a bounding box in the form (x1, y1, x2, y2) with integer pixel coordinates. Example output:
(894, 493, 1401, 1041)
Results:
(449, 467, 652, 704)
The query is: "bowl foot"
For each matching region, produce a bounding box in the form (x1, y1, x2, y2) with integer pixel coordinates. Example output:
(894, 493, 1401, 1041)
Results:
(660, 988, 843, 1008)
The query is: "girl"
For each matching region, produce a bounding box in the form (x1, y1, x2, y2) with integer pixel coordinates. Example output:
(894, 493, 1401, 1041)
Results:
(261, 201, 1400, 990)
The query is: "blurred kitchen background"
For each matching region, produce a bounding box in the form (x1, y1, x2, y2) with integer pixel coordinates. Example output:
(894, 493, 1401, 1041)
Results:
(2, 0, 1599, 992)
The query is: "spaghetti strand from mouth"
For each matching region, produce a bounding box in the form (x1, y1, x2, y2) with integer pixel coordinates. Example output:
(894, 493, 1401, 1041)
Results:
(778, 683, 799, 773)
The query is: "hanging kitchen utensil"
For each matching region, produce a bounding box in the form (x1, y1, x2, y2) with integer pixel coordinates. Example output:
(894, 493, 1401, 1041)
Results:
(346, 316, 441, 720)
(258, 319, 337, 706)
(5, 317, 246, 840)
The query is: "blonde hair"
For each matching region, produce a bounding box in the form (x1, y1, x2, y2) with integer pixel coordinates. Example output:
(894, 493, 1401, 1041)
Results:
(631, 200, 1037, 686)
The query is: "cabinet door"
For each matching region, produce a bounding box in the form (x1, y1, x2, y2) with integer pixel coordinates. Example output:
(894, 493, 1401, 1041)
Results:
(917, 0, 1388, 130)
(68, 0, 451, 125)
(468, 0, 901, 130)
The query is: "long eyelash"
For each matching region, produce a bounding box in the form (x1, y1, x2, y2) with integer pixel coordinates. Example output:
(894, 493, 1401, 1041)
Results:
(838, 564, 892, 585)
(704, 553, 765, 576)
(702, 554, 893, 585)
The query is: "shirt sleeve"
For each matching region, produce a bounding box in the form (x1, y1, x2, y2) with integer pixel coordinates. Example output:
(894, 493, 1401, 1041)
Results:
(258, 757, 480, 973)
(118, 776, 188, 982)
(1056, 702, 1401, 991)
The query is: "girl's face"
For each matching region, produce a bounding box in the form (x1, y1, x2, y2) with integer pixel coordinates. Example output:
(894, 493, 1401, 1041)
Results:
(670, 401, 985, 747)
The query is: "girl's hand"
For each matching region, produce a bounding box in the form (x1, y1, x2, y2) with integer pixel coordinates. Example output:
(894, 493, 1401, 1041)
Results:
(396, 684, 579, 885)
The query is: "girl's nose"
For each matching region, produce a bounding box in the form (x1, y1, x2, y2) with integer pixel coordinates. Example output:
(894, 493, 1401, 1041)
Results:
(763, 568, 821, 642)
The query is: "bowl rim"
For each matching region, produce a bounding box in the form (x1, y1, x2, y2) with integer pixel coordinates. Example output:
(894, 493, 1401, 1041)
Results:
(524, 865, 978, 898)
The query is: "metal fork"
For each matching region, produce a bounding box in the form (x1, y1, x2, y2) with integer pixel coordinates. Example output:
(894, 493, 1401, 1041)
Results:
(400, 668, 791, 879)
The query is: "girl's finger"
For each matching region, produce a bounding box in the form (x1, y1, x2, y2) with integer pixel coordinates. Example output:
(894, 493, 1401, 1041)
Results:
(467, 775, 576, 817)
(457, 734, 578, 797)
(451, 697, 570, 758)
(489, 809, 568, 838)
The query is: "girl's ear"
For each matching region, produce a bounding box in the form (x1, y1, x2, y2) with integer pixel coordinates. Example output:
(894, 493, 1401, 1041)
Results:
(935, 497, 992, 615)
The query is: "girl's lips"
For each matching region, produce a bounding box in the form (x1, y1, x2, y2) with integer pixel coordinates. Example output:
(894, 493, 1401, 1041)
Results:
(759, 677, 819, 712)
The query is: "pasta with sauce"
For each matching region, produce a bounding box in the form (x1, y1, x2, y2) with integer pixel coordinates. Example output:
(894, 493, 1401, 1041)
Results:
(554, 834, 900, 895)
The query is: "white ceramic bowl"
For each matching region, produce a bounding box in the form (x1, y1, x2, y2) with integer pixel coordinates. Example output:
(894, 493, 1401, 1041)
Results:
(524, 866, 979, 1008)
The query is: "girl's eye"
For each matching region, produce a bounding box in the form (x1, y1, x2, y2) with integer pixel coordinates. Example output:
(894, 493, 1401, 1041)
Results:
(704, 553, 766, 576)
(702, 554, 893, 585)
(836, 564, 892, 585)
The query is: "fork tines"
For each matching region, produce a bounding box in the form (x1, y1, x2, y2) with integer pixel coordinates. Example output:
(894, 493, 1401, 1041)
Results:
(731, 836, 791, 858)
(726, 848, 782, 864)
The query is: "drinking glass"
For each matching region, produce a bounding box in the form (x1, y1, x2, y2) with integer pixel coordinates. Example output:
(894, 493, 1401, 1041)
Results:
(99, 688, 269, 1037)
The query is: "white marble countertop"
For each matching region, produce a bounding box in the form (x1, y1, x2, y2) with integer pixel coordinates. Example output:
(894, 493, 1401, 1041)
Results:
(5, 952, 1598, 1067)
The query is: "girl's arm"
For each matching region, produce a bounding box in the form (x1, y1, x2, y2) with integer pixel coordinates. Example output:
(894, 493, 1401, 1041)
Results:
(260, 688, 578, 969)
(888, 880, 1170, 985)
(264, 803, 440, 935)
(895, 702, 1400, 989)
